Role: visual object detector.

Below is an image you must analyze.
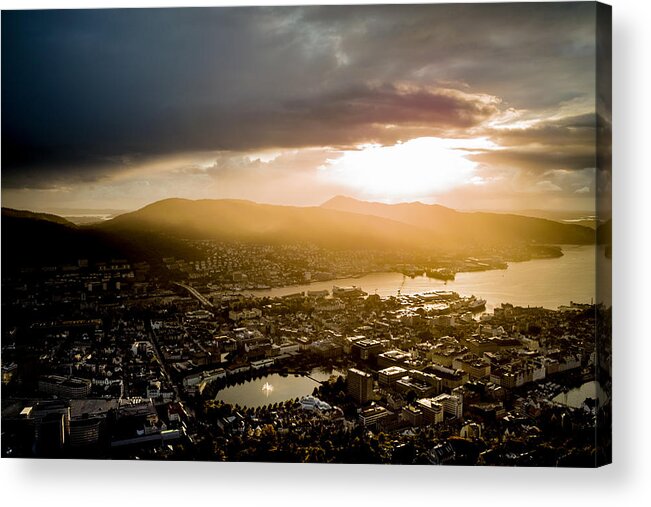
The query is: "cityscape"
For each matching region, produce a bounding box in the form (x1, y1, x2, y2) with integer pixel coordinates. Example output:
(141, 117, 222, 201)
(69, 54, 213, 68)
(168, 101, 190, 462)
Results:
(1, 3, 611, 467)
(0, 207, 612, 465)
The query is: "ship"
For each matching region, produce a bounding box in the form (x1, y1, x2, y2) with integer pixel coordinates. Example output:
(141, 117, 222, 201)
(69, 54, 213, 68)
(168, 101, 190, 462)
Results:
(426, 268, 456, 281)
(468, 297, 487, 311)
(419, 290, 459, 301)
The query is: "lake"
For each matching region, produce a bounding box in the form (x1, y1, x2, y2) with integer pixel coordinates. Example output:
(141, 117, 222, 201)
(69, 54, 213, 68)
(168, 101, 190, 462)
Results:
(242, 245, 610, 311)
(214, 368, 342, 408)
(553, 381, 609, 409)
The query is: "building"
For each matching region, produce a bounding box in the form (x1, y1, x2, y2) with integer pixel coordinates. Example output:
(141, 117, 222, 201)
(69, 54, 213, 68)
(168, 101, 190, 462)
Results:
(347, 368, 374, 404)
(428, 442, 456, 465)
(38, 375, 92, 399)
(352, 339, 383, 360)
(378, 366, 408, 387)
(315, 299, 345, 313)
(343, 335, 366, 354)
(395, 369, 442, 398)
(432, 393, 463, 418)
(183, 367, 227, 394)
(5, 401, 72, 455)
(69, 418, 103, 447)
(425, 364, 469, 390)
(2, 362, 17, 385)
(461, 335, 522, 355)
(401, 405, 424, 426)
(359, 405, 391, 427)
(429, 338, 466, 366)
(229, 308, 262, 322)
(69, 398, 118, 447)
(490, 361, 547, 388)
(277, 343, 300, 355)
(416, 398, 444, 424)
(311, 341, 343, 359)
(307, 289, 329, 298)
(377, 349, 412, 368)
(117, 397, 158, 425)
(299, 395, 332, 411)
(452, 353, 491, 379)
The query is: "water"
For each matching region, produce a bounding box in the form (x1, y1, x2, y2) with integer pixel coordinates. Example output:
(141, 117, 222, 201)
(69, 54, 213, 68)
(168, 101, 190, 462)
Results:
(215, 368, 342, 408)
(241, 245, 610, 311)
(553, 381, 609, 409)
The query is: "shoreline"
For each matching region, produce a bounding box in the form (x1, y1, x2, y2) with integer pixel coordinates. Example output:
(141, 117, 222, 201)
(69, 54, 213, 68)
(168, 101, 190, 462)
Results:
(215, 244, 573, 295)
(201, 244, 604, 311)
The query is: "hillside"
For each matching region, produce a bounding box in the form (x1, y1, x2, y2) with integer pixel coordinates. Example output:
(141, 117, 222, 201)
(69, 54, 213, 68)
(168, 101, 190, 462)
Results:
(2, 207, 76, 227)
(98, 198, 435, 251)
(3, 197, 598, 269)
(1, 208, 199, 268)
(321, 196, 595, 245)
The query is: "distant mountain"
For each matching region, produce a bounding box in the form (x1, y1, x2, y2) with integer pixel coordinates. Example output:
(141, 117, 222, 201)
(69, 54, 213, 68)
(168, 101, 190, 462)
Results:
(1, 207, 198, 268)
(2, 207, 76, 227)
(98, 198, 434, 251)
(321, 196, 595, 245)
(3, 196, 597, 269)
(490, 209, 598, 229)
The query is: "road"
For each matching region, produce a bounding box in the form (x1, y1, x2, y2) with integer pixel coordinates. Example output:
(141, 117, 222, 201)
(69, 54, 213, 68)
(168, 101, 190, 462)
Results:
(174, 282, 214, 308)
(147, 320, 181, 401)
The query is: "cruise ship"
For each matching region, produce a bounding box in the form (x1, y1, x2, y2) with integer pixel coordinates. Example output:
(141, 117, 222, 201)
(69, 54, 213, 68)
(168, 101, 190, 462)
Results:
(419, 290, 459, 301)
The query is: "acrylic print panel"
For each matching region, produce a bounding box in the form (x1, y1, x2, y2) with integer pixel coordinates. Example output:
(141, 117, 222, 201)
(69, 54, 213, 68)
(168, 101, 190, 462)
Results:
(1, 2, 611, 467)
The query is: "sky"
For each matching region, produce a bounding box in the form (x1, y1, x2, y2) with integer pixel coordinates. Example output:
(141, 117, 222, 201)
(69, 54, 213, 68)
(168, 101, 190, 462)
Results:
(1, 3, 609, 213)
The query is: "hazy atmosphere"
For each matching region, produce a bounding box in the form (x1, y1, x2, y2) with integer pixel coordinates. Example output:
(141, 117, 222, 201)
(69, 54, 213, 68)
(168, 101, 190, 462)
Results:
(1, 3, 611, 467)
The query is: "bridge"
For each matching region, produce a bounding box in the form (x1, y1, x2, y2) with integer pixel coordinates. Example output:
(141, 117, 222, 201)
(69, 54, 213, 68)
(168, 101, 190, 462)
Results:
(173, 282, 214, 308)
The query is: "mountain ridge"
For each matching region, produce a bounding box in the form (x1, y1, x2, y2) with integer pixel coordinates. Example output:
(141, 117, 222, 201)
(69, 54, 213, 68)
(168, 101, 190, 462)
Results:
(100, 198, 435, 251)
(1, 207, 200, 268)
(2, 197, 596, 268)
(320, 195, 595, 245)
(1, 207, 77, 227)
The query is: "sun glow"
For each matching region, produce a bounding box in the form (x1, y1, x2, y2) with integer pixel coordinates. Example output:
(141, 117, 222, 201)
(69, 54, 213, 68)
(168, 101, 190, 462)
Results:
(318, 137, 495, 202)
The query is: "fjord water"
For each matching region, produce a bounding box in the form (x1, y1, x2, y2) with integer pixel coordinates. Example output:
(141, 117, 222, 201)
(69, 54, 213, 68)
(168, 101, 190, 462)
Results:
(246, 245, 610, 311)
(216, 246, 609, 409)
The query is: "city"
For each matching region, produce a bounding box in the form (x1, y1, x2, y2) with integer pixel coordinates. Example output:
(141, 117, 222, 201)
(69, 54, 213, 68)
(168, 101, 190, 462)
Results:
(1, 239, 611, 465)
(1, 2, 611, 472)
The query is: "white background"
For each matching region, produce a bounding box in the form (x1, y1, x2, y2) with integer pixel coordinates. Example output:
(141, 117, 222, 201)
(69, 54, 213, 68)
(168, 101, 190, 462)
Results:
(1, 0, 649, 505)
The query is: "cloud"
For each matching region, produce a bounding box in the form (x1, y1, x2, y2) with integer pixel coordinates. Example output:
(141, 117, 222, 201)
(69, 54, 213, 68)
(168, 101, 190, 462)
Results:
(488, 113, 597, 148)
(1, 81, 502, 191)
(469, 147, 595, 173)
(3, 4, 598, 190)
(534, 180, 563, 193)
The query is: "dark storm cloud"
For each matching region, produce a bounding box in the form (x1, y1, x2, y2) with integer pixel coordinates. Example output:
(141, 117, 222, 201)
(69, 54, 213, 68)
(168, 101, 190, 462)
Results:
(2, 3, 597, 188)
(2, 81, 501, 189)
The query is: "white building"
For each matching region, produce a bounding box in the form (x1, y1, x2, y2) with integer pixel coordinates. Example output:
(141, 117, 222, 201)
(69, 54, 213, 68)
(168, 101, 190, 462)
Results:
(299, 395, 332, 411)
(432, 393, 463, 418)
